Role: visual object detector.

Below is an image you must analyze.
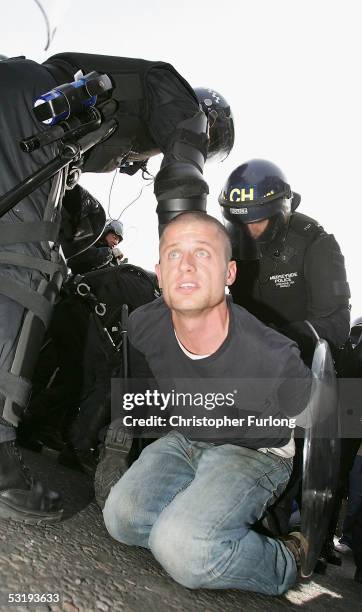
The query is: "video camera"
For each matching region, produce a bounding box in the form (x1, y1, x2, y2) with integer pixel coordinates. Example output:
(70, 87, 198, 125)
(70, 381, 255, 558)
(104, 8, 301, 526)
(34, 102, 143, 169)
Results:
(34, 71, 112, 125)
(0, 71, 116, 219)
(21, 71, 114, 154)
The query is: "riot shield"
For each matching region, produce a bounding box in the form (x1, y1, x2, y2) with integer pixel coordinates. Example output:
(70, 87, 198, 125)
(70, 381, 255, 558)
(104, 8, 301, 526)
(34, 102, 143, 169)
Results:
(300, 331, 340, 578)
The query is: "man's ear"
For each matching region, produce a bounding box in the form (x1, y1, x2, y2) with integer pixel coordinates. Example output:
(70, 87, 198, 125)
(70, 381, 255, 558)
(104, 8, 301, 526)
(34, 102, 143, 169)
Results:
(155, 262, 162, 288)
(226, 259, 237, 286)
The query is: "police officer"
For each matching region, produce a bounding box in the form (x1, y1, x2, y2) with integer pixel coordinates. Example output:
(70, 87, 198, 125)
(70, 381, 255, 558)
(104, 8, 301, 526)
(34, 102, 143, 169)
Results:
(17, 210, 124, 453)
(0, 53, 234, 523)
(218, 159, 350, 552)
(42, 54, 234, 231)
(219, 159, 350, 366)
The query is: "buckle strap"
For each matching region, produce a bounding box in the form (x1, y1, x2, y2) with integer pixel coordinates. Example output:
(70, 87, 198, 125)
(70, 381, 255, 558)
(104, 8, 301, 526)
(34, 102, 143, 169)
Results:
(0, 369, 31, 407)
(0, 222, 58, 245)
(0, 276, 52, 326)
(0, 252, 65, 275)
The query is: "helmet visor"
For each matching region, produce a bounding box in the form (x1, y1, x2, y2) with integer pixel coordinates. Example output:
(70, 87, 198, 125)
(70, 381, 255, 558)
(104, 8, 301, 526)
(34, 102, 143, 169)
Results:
(208, 112, 235, 162)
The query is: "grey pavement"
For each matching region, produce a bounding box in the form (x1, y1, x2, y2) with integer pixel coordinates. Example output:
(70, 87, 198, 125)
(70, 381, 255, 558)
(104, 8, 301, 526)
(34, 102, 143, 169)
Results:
(0, 450, 360, 612)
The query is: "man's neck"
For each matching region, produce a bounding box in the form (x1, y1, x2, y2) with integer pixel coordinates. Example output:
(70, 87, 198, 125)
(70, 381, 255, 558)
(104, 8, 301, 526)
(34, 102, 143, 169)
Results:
(171, 301, 230, 356)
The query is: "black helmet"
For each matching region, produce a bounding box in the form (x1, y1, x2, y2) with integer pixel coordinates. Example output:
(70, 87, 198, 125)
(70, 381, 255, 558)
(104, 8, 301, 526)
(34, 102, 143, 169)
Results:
(218, 159, 299, 223)
(194, 87, 234, 162)
(103, 219, 124, 241)
(351, 317, 362, 347)
(219, 159, 300, 259)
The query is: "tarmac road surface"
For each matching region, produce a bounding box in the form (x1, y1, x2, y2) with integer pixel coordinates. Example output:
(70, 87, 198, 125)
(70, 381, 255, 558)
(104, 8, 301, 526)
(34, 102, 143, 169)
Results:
(0, 450, 360, 612)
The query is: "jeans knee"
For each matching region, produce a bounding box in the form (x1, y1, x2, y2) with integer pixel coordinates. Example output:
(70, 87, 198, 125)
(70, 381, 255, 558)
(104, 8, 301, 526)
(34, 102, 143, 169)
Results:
(149, 515, 208, 589)
(103, 482, 142, 545)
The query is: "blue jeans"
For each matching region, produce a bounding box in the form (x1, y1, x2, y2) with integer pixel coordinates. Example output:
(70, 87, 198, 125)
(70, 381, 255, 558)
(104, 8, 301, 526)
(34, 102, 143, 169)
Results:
(103, 431, 296, 595)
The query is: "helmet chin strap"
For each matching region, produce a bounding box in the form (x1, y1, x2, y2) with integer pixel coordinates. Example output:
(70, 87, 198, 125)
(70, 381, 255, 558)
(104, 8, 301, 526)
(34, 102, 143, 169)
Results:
(225, 195, 293, 261)
(257, 208, 291, 256)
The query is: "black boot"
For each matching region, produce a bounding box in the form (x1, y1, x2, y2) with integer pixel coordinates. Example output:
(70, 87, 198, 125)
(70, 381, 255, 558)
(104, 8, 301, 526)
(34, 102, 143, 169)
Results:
(314, 539, 342, 574)
(94, 419, 133, 509)
(0, 440, 63, 524)
(320, 538, 342, 566)
(18, 423, 65, 454)
(58, 443, 97, 476)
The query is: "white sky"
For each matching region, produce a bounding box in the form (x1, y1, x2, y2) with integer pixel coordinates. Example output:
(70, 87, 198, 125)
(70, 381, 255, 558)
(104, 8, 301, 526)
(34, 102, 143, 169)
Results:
(2, 0, 361, 318)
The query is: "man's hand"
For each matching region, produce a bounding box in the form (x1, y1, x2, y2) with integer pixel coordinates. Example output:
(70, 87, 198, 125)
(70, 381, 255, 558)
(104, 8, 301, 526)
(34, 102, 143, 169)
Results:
(112, 245, 124, 260)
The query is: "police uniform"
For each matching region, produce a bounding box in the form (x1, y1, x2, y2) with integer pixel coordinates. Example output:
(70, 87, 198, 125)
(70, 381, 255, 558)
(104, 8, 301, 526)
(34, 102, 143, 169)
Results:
(220, 159, 351, 549)
(230, 212, 350, 365)
(43, 52, 209, 227)
(230, 216, 351, 544)
(0, 53, 210, 428)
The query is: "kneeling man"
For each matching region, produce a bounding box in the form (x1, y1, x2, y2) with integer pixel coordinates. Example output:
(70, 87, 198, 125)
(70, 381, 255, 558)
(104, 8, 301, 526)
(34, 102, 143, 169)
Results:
(102, 212, 311, 595)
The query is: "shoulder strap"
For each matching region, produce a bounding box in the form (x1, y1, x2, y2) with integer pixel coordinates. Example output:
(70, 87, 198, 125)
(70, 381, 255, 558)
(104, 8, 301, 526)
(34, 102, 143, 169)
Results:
(289, 212, 326, 246)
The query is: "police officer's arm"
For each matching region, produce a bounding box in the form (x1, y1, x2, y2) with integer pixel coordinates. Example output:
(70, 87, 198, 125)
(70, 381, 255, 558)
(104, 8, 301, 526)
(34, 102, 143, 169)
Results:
(304, 234, 350, 343)
(279, 234, 350, 363)
(146, 67, 209, 230)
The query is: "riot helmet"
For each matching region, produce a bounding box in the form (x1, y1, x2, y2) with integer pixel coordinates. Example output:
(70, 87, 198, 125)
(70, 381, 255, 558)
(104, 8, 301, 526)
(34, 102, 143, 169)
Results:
(351, 317, 362, 348)
(194, 87, 234, 162)
(219, 159, 300, 259)
(103, 219, 124, 242)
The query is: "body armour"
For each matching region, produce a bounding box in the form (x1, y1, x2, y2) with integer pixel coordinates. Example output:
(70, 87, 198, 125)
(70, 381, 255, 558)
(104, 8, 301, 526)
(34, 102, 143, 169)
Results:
(43, 52, 199, 173)
(230, 212, 350, 352)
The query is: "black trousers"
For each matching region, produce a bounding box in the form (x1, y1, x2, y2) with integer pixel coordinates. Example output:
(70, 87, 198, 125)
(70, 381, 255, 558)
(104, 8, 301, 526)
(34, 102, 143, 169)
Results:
(352, 503, 362, 569)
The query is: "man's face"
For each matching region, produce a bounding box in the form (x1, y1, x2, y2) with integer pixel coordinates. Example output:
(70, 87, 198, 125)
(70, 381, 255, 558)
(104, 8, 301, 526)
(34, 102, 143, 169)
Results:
(105, 232, 120, 248)
(155, 219, 236, 314)
(245, 218, 269, 240)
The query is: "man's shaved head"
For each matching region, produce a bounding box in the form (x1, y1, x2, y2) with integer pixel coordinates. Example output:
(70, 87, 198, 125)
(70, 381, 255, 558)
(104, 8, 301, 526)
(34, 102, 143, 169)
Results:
(160, 212, 232, 263)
